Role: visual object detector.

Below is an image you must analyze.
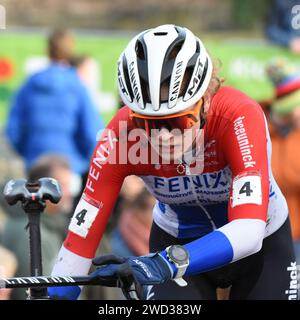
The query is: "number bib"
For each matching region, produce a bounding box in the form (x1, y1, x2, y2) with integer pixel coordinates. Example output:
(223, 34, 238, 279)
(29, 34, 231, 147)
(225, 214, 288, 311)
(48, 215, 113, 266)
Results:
(231, 173, 262, 207)
(69, 194, 102, 238)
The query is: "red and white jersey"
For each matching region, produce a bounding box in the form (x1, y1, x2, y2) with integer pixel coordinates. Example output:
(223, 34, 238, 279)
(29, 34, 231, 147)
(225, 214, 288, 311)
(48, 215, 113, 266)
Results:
(64, 86, 288, 259)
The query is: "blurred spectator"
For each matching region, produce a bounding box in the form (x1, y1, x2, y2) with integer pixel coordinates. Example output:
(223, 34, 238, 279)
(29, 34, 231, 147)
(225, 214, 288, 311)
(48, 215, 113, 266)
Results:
(28, 155, 72, 273)
(266, 0, 300, 53)
(110, 186, 154, 257)
(5, 29, 104, 189)
(69, 54, 113, 128)
(69, 55, 95, 84)
(263, 59, 300, 264)
(106, 175, 145, 234)
(0, 245, 17, 300)
(69, 54, 104, 202)
(0, 154, 72, 299)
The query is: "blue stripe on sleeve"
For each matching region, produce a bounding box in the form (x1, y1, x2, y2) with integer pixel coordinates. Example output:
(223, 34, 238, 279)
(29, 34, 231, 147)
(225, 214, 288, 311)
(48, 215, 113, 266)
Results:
(160, 231, 234, 277)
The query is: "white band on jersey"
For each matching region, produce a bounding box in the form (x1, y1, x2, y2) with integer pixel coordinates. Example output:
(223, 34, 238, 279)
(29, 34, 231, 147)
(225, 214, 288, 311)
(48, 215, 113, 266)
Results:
(218, 219, 266, 262)
(51, 245, 92, 276)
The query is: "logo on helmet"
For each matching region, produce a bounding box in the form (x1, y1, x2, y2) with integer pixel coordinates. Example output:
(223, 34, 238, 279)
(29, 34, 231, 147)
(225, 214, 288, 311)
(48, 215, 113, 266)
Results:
(170, 61, 184, 104)
(118, 61, 132, 102)
(129, 61, 141, 103)
(185, 58, 204, 101)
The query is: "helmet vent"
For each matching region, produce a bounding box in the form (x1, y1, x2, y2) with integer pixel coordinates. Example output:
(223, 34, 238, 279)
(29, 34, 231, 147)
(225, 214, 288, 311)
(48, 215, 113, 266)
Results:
(122, 55, 134, 102)
(154, 32, 168, 36)
(136, 40, 146, 60)
(168, 40, 184, 60)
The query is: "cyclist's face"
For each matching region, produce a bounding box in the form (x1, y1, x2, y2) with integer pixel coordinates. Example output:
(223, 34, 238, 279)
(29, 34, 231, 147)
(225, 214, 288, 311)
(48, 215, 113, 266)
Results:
(139, 101, 204, 161)
(130, 98, 205, 162)
(149, 112, 202, 161)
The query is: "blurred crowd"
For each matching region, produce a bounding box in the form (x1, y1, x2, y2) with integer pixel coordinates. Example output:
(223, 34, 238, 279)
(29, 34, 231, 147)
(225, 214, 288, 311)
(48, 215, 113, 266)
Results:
(1, 0, 300, 300)
(0, 28, 153, 300)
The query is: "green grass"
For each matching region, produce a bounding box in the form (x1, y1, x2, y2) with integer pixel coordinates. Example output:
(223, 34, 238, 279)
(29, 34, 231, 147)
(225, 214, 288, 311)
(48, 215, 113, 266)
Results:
(0, 31, 299, 126)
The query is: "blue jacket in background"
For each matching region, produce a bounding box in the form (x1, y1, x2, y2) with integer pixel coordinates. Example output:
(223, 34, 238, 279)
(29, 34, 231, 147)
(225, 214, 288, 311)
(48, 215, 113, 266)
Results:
(266, 0, 300, 47)
(5, 64, 105, 174)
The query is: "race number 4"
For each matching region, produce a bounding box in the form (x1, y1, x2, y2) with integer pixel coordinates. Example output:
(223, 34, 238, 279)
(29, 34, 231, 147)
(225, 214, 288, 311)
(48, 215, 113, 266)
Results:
(75, 209, 87, 226)
(69, 197, 101, 238)
(231, 174, 262, 207)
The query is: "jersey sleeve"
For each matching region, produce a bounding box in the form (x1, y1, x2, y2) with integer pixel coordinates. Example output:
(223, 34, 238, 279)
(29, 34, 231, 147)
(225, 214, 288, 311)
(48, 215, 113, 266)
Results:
(63, 108, 133, 258)
(221, 103, 270, 222)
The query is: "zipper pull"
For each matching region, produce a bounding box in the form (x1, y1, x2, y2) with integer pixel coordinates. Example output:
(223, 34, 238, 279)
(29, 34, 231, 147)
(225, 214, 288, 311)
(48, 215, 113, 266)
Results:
(185, 165, 191, 175)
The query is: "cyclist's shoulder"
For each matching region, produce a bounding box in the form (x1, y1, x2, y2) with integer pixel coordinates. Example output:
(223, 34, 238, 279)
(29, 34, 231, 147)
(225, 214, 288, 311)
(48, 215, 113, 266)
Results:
(117, 105, 132, 118)
(212, 85, 257, 106)
(106, 105, 131, 128)
(210, 85, 263, 119)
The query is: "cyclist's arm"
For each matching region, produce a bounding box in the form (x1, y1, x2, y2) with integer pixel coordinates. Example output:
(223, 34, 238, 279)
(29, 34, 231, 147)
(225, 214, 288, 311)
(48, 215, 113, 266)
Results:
(162, 102, 269, 276)
(51, 109, 132, 279)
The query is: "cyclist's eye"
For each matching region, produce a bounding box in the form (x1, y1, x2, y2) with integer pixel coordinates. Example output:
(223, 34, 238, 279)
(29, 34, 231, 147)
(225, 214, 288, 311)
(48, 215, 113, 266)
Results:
(159, 120, 173, 131)
(133, 117, 146, 130)
(189, 114, 199, 123)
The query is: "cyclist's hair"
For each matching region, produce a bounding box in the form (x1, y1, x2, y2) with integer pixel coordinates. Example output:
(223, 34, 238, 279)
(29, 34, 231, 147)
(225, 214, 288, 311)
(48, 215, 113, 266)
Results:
(48, 29, 74, 62)
(28, 154, 70, 182)
(206, 57, 223, 97)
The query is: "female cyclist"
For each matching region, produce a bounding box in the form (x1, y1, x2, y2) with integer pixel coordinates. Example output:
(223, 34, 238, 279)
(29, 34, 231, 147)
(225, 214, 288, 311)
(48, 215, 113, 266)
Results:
(49, 25, 297, 300)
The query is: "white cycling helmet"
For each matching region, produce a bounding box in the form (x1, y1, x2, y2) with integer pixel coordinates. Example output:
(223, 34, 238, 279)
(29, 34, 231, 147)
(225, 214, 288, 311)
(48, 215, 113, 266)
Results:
(117, 24, 213, 116)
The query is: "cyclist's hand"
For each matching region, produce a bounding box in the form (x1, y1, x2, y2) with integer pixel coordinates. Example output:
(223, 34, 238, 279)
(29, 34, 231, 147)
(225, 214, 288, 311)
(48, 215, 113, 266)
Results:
(91, 253, 172, 286)
(48, 286, 81, 300)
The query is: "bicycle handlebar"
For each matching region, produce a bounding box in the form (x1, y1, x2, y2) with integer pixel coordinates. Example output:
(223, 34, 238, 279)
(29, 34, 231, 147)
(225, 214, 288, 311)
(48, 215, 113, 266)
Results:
(0, 275, 103, 289)
(0, 274, 140, 300)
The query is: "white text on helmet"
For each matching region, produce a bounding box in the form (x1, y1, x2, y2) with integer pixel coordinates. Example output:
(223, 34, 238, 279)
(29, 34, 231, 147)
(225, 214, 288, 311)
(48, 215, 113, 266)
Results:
(129, 61, 141, 103)
(187, 58, 204, 98)
(118, 61, 131, 101)
(170, 61, 184, 101)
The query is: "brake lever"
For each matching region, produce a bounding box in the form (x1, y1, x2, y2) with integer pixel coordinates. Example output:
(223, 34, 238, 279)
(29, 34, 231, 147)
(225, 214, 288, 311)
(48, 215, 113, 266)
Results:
(117, 263, 141, 300)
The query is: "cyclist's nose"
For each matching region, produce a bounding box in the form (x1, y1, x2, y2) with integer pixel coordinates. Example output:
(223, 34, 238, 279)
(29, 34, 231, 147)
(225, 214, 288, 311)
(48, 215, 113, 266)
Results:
(157, 127, 174, 141)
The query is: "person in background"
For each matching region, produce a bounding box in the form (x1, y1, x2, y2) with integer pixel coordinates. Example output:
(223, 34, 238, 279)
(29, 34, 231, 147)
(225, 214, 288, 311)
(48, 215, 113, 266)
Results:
(111, 187, 154, 257)
(266, 0, 300, 54)
(0, 245, 17, 300)
(264, 59, 300, 264)
(0, 154, 72, 299)
(68, 54, 104, 205)
(5, 29, 104, 195)
(69, 55, 95, 84)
